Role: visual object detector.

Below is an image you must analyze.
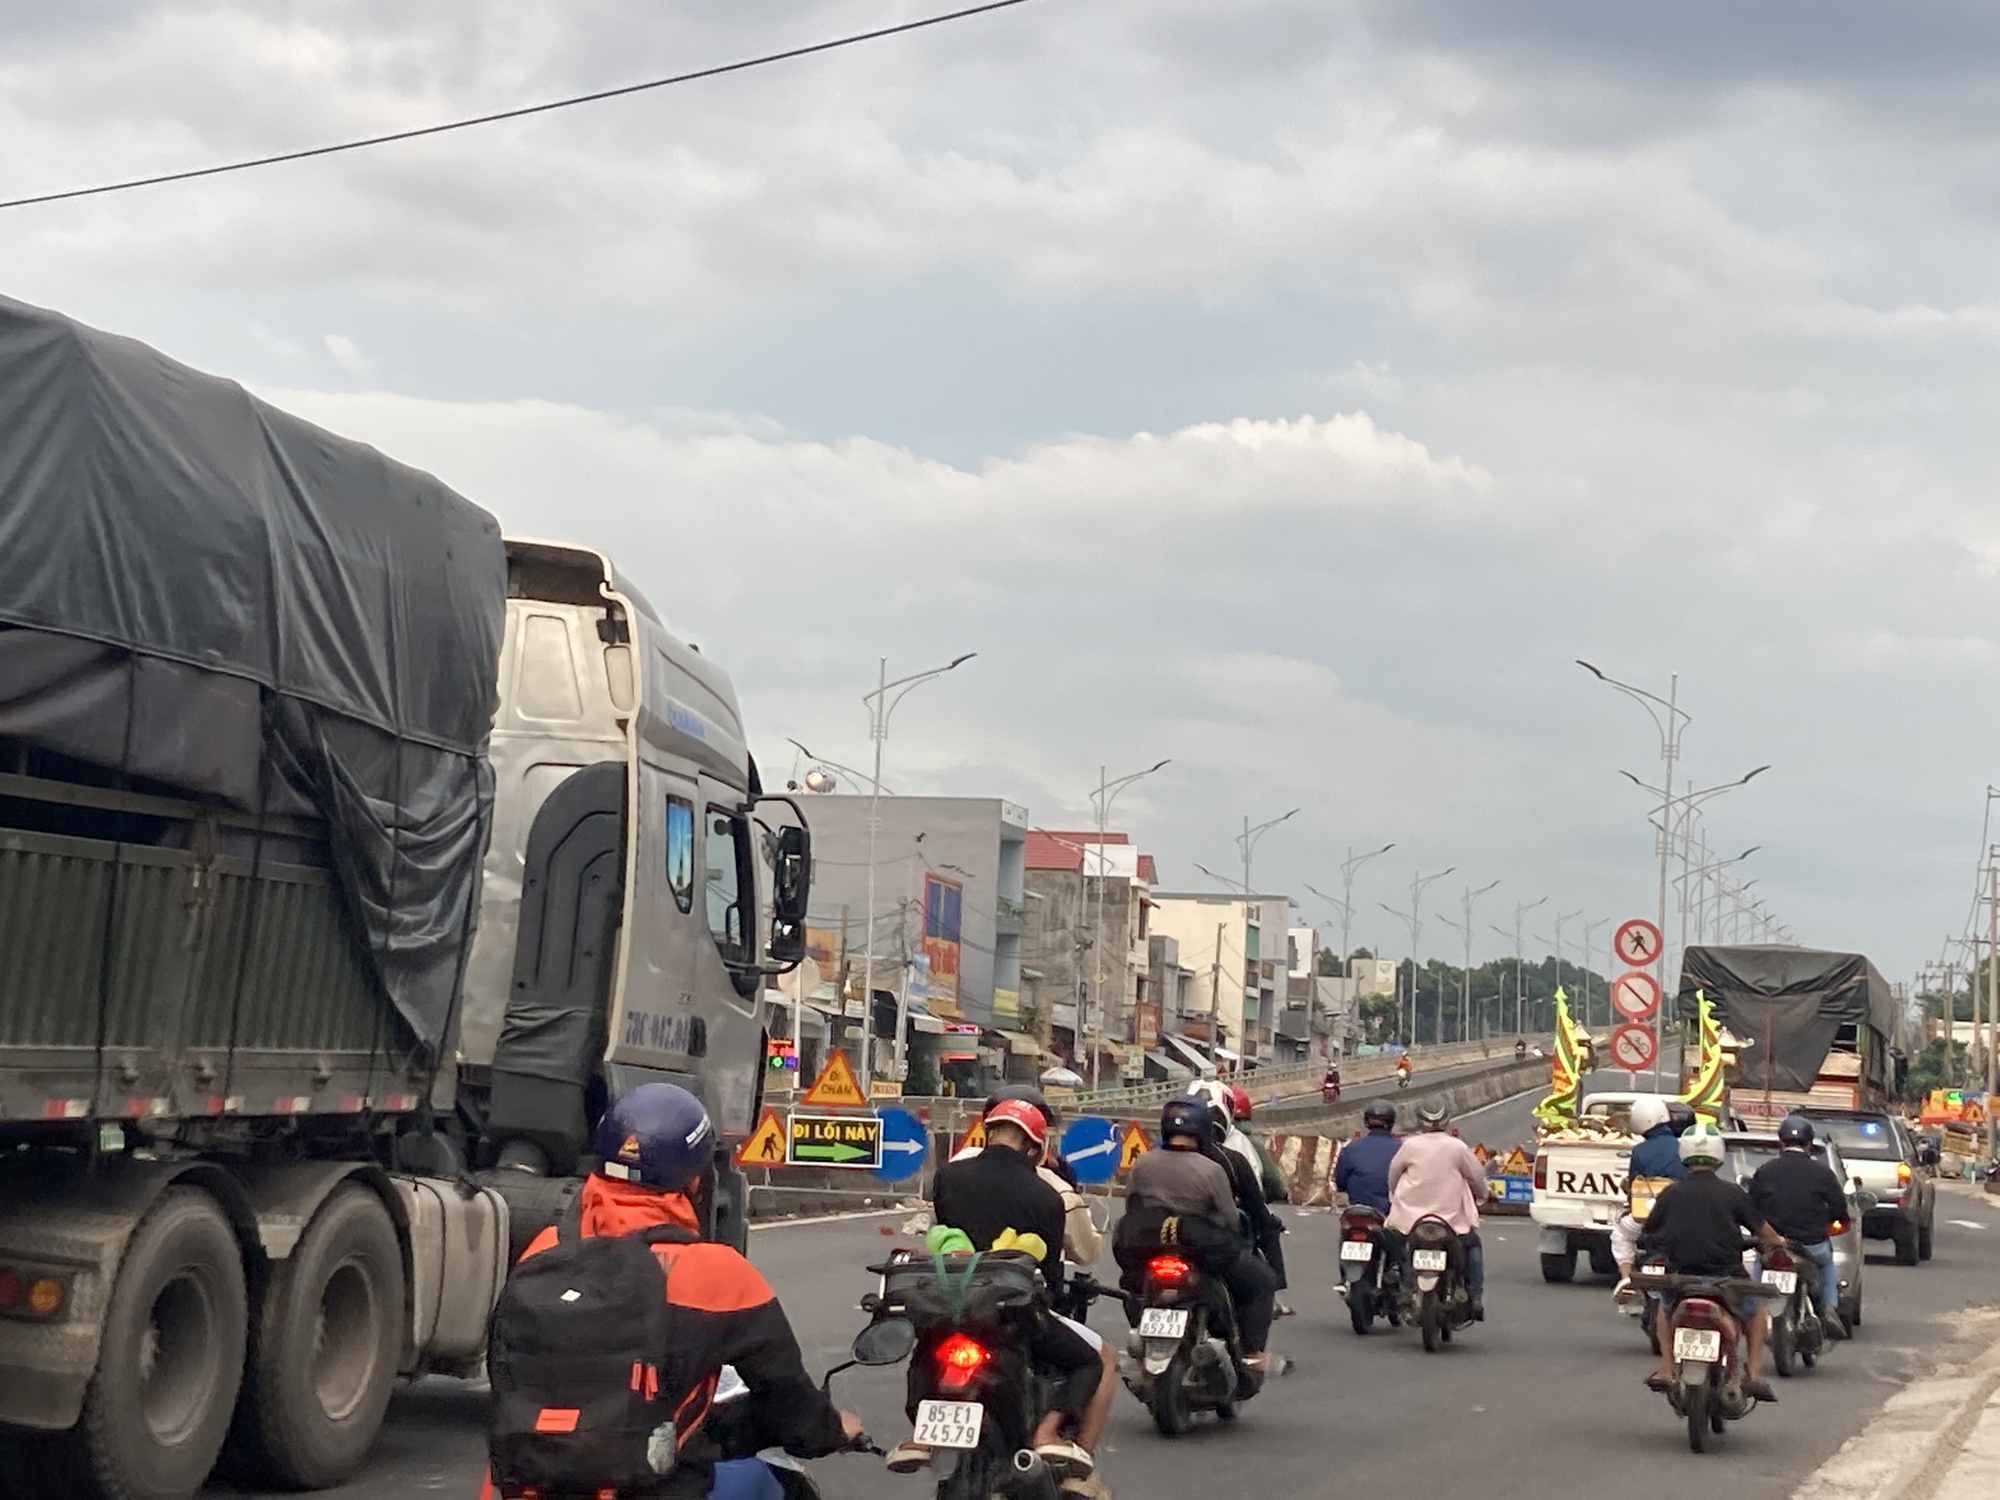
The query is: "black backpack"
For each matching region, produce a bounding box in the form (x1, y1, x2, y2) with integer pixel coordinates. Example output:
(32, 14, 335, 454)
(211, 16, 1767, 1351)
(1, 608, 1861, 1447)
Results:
(487, 1211, 699, 1498)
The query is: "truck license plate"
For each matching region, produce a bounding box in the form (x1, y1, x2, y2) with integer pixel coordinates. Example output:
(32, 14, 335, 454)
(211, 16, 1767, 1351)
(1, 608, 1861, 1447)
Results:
(1340, 1241, 1374, 1262)
(1673, 1328, 1721, 1363)
(911, 1400, 984, 1450)
(1138, 1307, 1188, 1338)
(1761, 1269, 1797, 1295)
(1412, 1249, 1448, 1271)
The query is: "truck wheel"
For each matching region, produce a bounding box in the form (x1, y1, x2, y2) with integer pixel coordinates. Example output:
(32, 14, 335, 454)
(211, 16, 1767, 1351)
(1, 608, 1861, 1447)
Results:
(1918, 1220, 1934, 1261)
(1540, 1251, 1577, 1284)
(1587, 1241, 1618, 1278)
(69, 1187, 248, 1500)
(1894, 1224, 1919, 1267)
(229, 1185, 406, 1490)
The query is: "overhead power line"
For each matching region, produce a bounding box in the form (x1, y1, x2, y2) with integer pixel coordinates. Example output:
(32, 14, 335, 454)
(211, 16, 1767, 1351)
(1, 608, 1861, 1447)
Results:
(0, 0, 1034, 212)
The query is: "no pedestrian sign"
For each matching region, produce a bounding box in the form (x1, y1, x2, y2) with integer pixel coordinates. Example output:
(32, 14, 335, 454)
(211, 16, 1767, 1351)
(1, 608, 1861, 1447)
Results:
(1608, 1023, 1657, 1073)
(1614, 918, 1663, 968)
(787, 1112, 883, 1169)
(1609, 971, 1662, 1021)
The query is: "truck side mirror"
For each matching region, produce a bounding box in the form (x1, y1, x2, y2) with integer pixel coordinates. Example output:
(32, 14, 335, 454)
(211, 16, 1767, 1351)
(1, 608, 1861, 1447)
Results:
(768, 824, 810, 964)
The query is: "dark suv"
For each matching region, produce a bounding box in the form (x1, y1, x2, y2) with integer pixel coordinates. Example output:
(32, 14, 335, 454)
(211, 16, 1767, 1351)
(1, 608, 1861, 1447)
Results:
(1803, 1109, 1938, 1265)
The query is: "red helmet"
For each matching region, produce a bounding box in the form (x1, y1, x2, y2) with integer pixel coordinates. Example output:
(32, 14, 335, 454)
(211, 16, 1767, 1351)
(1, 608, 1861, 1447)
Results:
(1228, 1084, 1252, 1122)
(984, 1097, 1049, 1154)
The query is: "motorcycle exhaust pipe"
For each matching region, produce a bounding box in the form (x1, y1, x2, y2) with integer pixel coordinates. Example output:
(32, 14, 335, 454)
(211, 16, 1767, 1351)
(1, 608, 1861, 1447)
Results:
(1009, 1451, 1050, 1491)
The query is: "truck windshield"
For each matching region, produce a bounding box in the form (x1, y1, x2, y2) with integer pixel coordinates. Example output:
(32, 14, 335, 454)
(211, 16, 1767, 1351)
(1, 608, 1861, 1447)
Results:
(1810, 1115, 1900, 1161)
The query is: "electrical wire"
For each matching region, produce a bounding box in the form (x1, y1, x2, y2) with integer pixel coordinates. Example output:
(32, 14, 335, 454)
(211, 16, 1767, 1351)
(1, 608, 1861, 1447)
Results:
(0, 0, 1034, 212)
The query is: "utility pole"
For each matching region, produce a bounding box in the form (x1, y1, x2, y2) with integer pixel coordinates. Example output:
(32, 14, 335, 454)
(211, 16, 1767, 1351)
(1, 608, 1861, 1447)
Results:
(1307, 841, 1395, 1048)
(1380, 865, 1454, 1047)
(1491, 896, 1548, 1036)
(1988, 855, 1998, 1163)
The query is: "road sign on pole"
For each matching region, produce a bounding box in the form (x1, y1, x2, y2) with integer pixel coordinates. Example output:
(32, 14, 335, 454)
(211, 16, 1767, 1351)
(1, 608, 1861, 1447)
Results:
(1609, 971, 1662, 1022)
(799, 1054, 870, 1108)
(787, 1112, 883, 1168)
(1060, 1116, 1121, 1185)
(1118, 1122, 1152, 1173)
(1608, 1023, 1658, 1073)
(871, 1107, 929, 1182)
(735, 1107, 787, 1167)
(1614, 918, 1663, 968)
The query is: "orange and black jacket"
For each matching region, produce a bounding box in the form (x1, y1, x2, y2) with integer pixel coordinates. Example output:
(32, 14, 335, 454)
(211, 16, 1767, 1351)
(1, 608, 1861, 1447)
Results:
(518, 1176, 848, 1487)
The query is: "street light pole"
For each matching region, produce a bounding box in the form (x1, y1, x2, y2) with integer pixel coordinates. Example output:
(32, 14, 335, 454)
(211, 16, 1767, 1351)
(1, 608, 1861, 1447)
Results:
(1436, 878, 1498, 1044)
(1306, 841, 1395, 1047)
(860, 652, 975, 1086)
(1490, 895, 1547, 1036)
(1380, 865, 1454, 1046)
(1083, 759, 1170, 1091)
(1534, 908, 1585, 1030)
(1228, 809, 1299, 1063)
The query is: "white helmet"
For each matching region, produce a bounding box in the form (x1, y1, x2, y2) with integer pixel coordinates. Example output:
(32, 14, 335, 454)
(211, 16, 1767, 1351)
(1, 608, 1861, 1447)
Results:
(1678, 1122, 1724, 1168)
(1629, 1096, 1671, 1134)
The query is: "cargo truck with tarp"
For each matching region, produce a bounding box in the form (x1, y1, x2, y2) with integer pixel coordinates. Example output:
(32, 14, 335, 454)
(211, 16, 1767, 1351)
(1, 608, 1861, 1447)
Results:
(1675, 945, 1903, 1129)
(0, 295, 810, 1500)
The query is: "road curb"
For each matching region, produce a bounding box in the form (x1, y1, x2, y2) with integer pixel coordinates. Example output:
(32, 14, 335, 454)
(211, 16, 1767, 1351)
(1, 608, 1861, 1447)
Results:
(1789, 1311, 2000, 1500)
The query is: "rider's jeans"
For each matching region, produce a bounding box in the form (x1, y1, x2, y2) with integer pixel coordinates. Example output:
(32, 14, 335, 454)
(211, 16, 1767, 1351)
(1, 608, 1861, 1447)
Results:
(1462, 1230, 1485, 1300)
(1794, 1238, 1838, 1318)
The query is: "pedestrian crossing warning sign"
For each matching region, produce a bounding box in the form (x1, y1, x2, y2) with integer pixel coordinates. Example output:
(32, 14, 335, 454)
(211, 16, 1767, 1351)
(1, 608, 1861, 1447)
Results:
(735, 1107, 787, 1166)
(953, 1116, 986, 1156)
(1118, 1123, 1151, 1173)
(800, 1053, 869, 1108)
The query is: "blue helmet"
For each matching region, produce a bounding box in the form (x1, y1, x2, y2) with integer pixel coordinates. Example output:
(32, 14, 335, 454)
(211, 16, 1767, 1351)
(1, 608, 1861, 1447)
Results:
(593, 1083, 715, 1191)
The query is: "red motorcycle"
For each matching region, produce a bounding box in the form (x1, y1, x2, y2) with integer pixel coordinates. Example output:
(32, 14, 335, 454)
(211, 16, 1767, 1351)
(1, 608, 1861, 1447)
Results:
(1321, 1070, 1342, 1104)
(1635, 1265, 1763, 1452)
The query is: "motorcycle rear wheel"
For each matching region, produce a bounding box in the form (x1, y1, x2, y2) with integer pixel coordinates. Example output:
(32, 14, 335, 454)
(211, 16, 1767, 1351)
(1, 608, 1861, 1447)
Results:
(1685, 1383, 1712, 1453)
(1773, 1314, 1796, 1378)
(1420, 1294, 1442, 1353)
(1349, 1284, 1374, 1335)
(1149, 1352, 1194, 1437)
(936, 1444, 1017, 1500)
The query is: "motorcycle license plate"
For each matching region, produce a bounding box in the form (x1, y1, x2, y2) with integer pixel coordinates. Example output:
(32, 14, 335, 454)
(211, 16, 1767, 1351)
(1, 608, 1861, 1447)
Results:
(1412, 1249, 1448, 1272)
(1138, 1307, 1189, 1338)
(911, 1400, 984, 1451)
(1762, 1269, 1798, 1295)
(1340, 1241, 1374, 1262)
(1673, 1328, 1722, 1363)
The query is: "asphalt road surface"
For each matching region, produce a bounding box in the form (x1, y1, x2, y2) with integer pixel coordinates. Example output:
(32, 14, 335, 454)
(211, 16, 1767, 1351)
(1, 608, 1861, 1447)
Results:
(210, 1177, 2000, 1500)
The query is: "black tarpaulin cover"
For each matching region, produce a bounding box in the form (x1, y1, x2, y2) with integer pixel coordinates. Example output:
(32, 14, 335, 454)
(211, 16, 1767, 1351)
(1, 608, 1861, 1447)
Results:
(0, 293, 506, 1055)
(1676, 945, 1896, 1093)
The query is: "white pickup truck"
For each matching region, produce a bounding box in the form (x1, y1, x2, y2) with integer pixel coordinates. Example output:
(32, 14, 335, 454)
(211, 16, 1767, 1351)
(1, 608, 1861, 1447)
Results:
(1529, 1092, 1657, 1283)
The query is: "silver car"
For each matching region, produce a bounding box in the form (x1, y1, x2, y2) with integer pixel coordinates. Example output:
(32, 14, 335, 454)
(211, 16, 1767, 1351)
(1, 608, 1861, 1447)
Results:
(1722, 1134, 1867, 1330)
(1804, 1109, 1937, 1265)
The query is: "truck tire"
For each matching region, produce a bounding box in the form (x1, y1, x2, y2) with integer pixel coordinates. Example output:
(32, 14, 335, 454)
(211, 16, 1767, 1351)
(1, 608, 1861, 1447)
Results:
(1893, 1223, 1919, 1267)
(1540, 1251, 1577, 1283)
(68, 1186, 248, 1500)
(1918, 1218, 1934, 1261)
(1587, 1241, 1618, 1278)
(228, 1185, 405, 1490)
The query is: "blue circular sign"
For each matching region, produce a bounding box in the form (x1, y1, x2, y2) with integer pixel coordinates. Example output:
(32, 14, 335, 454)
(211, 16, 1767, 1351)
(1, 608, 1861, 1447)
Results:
(872, 1107, 930, 1183)
(1060, 1116, 1122, 1185)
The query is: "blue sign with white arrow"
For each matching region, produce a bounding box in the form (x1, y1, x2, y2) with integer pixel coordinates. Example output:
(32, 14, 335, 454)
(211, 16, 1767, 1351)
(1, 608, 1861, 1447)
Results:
(1060, 1116, 1121, 1185)
(872, 1107, 930, 1183)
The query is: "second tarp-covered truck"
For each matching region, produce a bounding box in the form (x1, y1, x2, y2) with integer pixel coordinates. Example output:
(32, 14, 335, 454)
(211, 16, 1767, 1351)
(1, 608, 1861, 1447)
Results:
(1676, 945, 1901, 1128)
(0, 295, 807, 1500)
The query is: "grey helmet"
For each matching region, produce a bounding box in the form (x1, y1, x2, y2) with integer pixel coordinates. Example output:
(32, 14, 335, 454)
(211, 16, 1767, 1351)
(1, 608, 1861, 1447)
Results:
(1416, 1101, 1450, 1131)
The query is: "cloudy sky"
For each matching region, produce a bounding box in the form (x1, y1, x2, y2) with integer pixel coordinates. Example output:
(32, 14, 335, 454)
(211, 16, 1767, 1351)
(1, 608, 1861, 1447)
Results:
(5, 1, 1998, 989)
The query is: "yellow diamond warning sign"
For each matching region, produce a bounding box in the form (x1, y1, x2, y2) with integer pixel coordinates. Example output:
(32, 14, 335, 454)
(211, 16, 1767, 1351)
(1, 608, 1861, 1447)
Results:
(735, 1107, 787, 1167)
(800, 1053, 869, 1108)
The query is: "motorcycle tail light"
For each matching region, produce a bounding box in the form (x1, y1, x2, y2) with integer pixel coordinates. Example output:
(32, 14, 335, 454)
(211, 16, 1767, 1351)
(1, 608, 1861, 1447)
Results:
(1765, 1246, 1793, 1271)
(1677, 1299, 1725, 1332)
(934, 1333, 991, 1392)
(1829, 1220, 1847, 1237)
(1147, 1255, 1192, 1285)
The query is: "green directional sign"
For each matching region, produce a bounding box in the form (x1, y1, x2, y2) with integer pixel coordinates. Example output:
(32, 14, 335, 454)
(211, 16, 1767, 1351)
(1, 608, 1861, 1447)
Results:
(787, 1111, 883, 1170)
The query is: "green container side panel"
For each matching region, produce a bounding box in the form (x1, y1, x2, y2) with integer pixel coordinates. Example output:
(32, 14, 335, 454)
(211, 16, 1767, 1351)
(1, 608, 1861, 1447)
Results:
(0, 825, 410, 1117)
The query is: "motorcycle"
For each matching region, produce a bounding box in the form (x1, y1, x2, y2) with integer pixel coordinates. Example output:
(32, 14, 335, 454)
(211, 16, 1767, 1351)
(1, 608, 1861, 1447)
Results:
(1763, 1242, 1824, 1378)
(1395, 1067, 1411, 1090)
(708, 1361, 885, 1500)
(857, 1250, 1070, 1500)
(1321, 1072, 1343, 1104)
(1335, 1204, 1402, 1335)
(1119, 1251, 1259, 1435)
(1403, 1214, 1475, 1352)
(1634, 1268, 1765, 1453)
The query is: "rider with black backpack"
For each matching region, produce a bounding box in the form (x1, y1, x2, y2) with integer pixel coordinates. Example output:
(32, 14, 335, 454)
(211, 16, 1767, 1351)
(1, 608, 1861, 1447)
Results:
(484, 1083, 864, 1500)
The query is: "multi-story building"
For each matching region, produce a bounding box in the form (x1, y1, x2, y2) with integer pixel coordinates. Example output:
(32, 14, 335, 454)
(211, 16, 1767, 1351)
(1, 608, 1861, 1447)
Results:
(1019, 830, 1157, 1084)
(1148, 891, 1293, 1065)
(792, 794, 1031, 1090)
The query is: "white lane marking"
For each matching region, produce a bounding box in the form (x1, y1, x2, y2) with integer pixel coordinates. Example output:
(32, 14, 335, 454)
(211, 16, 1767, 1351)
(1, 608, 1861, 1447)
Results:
(1949, 1219, 1987, 1231)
